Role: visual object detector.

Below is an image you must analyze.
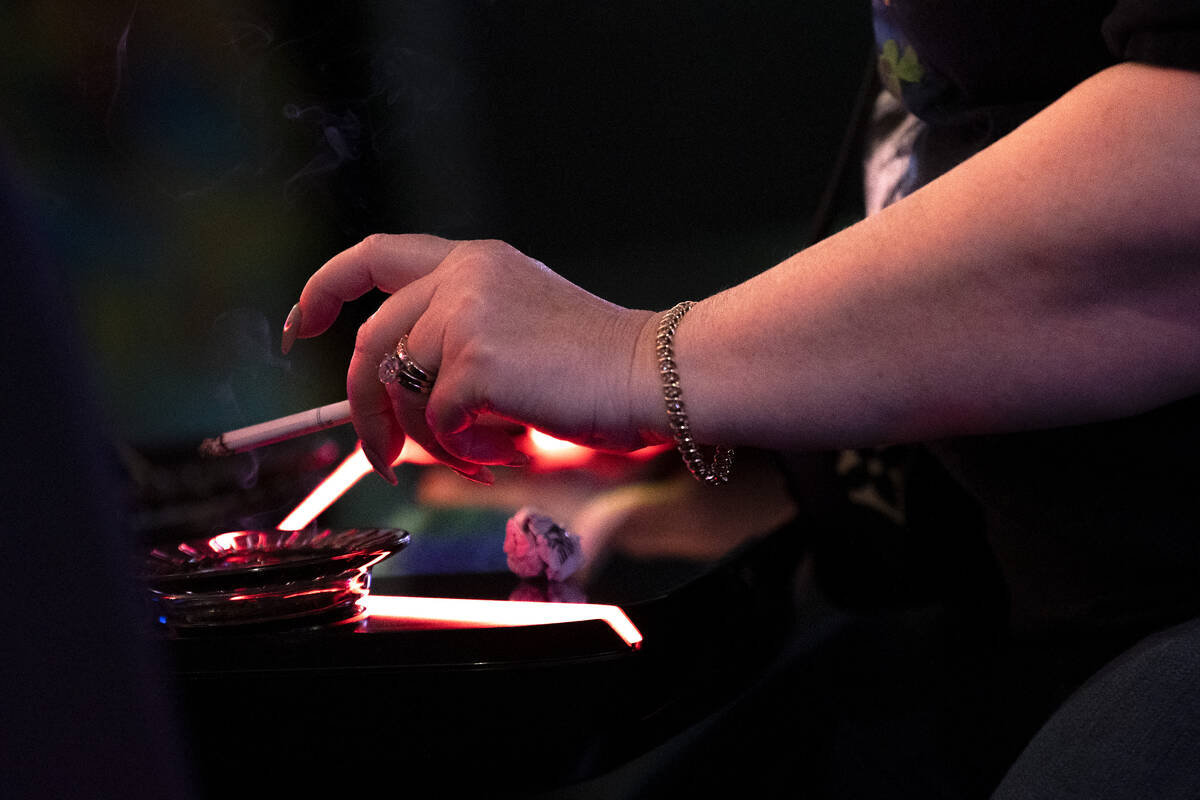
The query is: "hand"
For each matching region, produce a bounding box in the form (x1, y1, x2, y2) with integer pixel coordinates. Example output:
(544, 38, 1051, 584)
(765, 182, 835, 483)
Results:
(285, 234, 664, 483)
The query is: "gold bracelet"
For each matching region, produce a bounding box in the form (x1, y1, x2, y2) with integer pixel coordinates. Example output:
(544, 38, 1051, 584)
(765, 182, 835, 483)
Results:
(656, 301, 734, 485)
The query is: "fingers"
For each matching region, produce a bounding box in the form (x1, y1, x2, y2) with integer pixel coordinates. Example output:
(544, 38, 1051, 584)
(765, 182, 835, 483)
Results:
(287, 233, 461, 482)
(285, 234, 457, 350)
(388, 312, 507, 480)
(424, 369, 526, 467)
(286, 234, 534, 483)
(351, 392, 404, 485)
(346, 282, 433, 483)
(383, 381, 496, 484)
(348, 280, 499, 483)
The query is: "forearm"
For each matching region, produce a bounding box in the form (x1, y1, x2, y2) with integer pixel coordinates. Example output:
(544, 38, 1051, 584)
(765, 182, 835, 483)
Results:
(639, 63, 1200, 451)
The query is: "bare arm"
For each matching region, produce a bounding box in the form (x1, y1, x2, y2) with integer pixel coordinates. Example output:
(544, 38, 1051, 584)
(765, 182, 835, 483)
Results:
(293, 63, 1200, 477)
(646, 63, 1200, 452)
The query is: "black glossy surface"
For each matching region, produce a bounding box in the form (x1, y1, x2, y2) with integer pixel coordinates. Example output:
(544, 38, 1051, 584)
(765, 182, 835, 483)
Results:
(164, 524, 806, 796)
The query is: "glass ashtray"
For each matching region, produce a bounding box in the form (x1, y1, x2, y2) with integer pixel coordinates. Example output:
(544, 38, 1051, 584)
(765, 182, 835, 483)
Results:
(142, 528, 409, 634)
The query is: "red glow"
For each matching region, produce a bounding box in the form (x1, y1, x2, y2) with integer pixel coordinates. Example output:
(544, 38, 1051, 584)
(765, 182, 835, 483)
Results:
(524, 428, 595, 470)
(364, 594, 643, 648)
(522, 429, 669, 470)
(396, 438, 438, 466)
(208, 531, 246, 551)
(277, 439, 433, 531)
(279, 428, 668, 531)
(623, 442, 671, 461)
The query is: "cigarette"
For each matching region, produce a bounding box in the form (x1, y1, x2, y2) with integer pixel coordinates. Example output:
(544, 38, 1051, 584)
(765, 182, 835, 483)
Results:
(198, 400, 352, 457)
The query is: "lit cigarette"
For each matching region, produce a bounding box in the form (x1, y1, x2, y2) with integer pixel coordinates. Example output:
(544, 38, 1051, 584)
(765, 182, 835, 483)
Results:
(198, 400, 352, 457)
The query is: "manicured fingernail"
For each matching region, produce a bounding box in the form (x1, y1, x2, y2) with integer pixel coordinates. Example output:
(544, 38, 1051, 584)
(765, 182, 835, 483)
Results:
(281, 303, 302, 355)
(362, 445, 398, 485)
(453, 466, 494, 486)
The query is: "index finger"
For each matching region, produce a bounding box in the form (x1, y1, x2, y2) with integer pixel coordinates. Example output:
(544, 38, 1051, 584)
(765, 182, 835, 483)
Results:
(291, 233, 457, 342)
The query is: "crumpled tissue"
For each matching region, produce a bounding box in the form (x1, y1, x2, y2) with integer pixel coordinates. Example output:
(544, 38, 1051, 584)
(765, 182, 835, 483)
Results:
(503, 507, 584, 582)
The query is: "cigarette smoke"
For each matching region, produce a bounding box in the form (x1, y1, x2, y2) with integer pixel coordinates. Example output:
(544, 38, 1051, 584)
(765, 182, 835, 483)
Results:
(281, 104, 363, 201)
(208, 309, 293, 490)
(105, 4, 137, 133)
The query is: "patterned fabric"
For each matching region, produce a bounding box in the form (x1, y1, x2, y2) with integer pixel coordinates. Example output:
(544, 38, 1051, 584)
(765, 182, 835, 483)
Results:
(870, 0, 939, 116)
(854, 0, 1200, 636)
(868, 0, 1200, 198)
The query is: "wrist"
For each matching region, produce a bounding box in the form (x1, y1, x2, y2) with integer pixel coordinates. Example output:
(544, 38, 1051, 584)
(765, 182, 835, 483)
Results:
(631, 308, 674, 445)
(653, 301, 734, 484)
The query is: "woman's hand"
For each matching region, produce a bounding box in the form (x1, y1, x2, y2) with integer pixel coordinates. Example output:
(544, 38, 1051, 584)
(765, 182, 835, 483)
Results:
(284, 234, 664, 483)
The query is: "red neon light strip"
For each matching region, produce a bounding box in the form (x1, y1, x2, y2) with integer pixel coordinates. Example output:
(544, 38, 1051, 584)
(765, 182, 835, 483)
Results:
(277, 445, 373, 531)
(277, 439, 436, 531)
(365, 594, 643, 649)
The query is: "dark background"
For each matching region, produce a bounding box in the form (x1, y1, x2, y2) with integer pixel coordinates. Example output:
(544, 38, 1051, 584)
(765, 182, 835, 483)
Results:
(1, 1, 871, 447)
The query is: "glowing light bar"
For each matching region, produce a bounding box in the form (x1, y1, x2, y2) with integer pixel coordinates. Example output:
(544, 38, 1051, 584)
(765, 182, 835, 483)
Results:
(277, 445, 372, 531)
(365, 594, 643, 649)
(277, 439, 434, 531)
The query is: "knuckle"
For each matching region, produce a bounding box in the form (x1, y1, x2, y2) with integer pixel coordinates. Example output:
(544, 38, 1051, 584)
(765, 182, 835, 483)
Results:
(453, 238, 516, 268)
(353, 321, 381, 357)
(453, 342, 492, 378)
(476, 238, 510, 254)
(482, 239, 522, 263)
(356, 232, 393, 259)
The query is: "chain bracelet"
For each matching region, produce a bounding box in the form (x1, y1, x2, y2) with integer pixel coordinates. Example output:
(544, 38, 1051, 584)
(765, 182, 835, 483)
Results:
(656, 301, 734, 485)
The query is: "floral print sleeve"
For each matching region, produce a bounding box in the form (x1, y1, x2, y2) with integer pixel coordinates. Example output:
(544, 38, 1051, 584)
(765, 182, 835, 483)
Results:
(870, 0, 948, 120)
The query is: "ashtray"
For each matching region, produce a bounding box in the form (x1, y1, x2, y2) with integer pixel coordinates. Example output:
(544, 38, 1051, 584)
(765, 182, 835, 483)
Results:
(142, 528, 409, 634)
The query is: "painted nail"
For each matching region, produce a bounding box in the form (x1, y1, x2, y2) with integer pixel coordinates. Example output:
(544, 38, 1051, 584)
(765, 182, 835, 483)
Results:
(281, 303, 302, 355)
(453, 465, 495, 486)
(362, 444, 398, 485)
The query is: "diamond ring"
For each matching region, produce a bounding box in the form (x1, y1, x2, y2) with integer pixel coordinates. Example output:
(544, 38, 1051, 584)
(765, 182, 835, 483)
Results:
(378, 335, 436, 394)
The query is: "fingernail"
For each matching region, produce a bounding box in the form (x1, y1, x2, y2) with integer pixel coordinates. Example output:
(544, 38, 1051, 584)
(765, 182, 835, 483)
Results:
(281, 303, 302, 355)
(453, 466, 494, 486)
(362, 445, 398, 485)
(506, 452, 530, 467)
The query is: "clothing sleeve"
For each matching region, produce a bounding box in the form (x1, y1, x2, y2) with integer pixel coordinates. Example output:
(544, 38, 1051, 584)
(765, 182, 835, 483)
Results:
(1103, 0, 1200, 71)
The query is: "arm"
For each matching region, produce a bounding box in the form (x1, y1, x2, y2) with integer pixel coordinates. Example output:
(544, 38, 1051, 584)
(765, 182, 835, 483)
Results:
(647, 63, 1200, 452)
(290, 63, 1200, 477)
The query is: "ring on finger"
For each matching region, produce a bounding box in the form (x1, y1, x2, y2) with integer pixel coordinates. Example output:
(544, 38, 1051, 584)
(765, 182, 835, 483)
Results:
(396, 335, 436, 385)
(378, 334, 436, 395)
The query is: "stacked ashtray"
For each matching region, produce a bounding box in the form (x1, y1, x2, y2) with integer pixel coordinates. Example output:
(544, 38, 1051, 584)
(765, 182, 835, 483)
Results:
(143, 528, 409, 634)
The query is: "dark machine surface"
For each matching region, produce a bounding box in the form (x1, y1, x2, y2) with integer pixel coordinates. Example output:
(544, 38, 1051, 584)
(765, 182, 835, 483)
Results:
(126, 437, 1135, 799)
(164, 526, 808, 797)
